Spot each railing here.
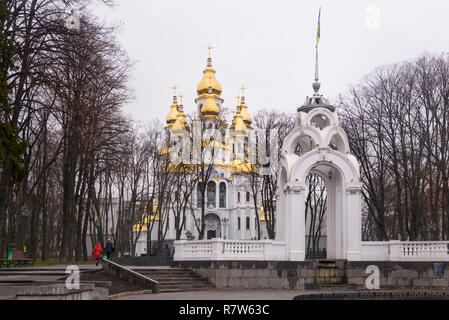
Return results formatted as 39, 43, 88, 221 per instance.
361, 241, 449, 261
400, 241, 449, 260
174, 238, 288, 261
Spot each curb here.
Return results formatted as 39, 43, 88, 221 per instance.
108, 289, 155, 299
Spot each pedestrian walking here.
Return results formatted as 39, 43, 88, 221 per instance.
91, 242, 103, 266
105, 239, 115, 260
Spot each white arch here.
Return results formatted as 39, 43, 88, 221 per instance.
282, 126, 324, 155
322, 126, 350, 154
298, 107, 339, 128
289, 148, 360, 185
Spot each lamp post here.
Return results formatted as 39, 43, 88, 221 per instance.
95, 220, 101, 244
21, 204, 30, 257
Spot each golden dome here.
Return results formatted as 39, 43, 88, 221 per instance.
230, 111, 236, 130
197, 57, 222, 96
172, 106, 188, 132
233, 112, 247, 132
165, 96, 179, 127
201, 91, 220, 119
239, 96, 252, 126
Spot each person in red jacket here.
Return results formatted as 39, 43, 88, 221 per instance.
91, 243, 103, 266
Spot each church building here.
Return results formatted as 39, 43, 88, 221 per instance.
133, 51, 269, 255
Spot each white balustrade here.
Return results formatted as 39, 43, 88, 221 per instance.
360, 241, 449, 261
175, 239, 449, 261
174, 238, 288, 261
400, 241, 449, 261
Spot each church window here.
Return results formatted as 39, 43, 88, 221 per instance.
237, 217, 241, 230
246, 191, 250, 202
246, 217, 250, 230
237, 192, 240, 203
219, 183, 226, 208
207, 181, 216, 208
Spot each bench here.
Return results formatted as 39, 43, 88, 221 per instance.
0, 259, 10, 268
12, 250, 35, 267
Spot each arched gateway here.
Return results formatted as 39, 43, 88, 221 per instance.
275, 80, 363, 261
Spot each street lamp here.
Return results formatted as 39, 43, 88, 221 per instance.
95, 220, 101, 244
21, 204, 30, 257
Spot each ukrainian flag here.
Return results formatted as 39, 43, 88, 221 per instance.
315, 7, 321, 48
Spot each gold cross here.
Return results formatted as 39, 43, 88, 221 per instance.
179, 93, 184, 104
172, 85, 177, 96
235, 95, 240, 105
240, 85, 246, 97
206, 43, 214, 57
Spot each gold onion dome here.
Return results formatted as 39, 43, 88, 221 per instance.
201, 87, 220, 119
165, 95, 179, 127
197, 56, 222, 96
230, 96, 241, 130
230, 111, 236, 130
239, 96, 252, 126
233, 112, 247, 132
172, 105, 189, 132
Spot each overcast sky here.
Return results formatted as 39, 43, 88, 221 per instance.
90, 0, 449, 125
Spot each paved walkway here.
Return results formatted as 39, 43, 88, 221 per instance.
114, 289, 313, 300
0, 264, 101, 282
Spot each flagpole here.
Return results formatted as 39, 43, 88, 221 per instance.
315, 46, 319, 82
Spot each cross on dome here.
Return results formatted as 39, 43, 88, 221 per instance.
206, 44, 214, 57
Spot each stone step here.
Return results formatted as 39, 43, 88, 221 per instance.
159, 286, 214, 293
137, 271, 201, 275
136, 272, 201, 277
159, 282, 212, 288
147, 277, 206, 282
305, 283, 356, 291
129, 267, 214, 292
128, 268, 190, 272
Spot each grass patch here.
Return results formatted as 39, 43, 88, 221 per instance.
33, 258, 95, 266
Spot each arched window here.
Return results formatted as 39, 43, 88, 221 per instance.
197, 182, 204, 207
246, 191, 250, 202
237, 217, 241, 230
246, 217, 250, 230
219, 183, 226, 208
237, 192, 241, 203
207, 181, 216, 208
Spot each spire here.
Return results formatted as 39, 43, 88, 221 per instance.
197, 44, 222, 96
230, 95, 240, 130
297, 8, 335, 114
165, 88, 179, 127
239, 85, 252, 127
313, 47, 321, 93
206, 43, 214, 67
313, 7, 321, 93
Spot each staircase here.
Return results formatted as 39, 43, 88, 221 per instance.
305, 260, 356, 291
129, 267, 214, 293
